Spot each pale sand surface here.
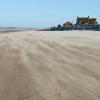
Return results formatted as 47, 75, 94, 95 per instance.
0, 29, 30, 33
0, 30, 100, 100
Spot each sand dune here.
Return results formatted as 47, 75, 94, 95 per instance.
0, 30, 100, 100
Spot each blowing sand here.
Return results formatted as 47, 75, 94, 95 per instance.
0, 30, 100, 100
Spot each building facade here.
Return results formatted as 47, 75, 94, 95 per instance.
76, 16, 97, 26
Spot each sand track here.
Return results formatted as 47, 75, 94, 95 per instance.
0, 30, 100, 100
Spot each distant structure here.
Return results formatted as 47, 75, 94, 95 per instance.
63, 21, 72, 27
76, 16, 97, 26
40, 16, 100, 31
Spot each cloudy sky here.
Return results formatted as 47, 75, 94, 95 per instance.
0, 0, 100, 28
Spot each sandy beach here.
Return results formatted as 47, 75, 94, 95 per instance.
0, 30, 100, 100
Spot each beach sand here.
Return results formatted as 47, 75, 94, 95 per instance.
0, 30, 100, 100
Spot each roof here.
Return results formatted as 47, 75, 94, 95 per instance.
77, 16, 96, 20
63, 21, 72, 26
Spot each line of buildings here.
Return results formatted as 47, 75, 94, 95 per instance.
42, 16, 100, 31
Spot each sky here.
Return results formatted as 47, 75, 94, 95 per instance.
0, 0, 100, 28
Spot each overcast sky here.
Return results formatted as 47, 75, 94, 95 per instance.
0, 0, 100, 28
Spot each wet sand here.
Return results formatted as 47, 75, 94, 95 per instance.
0, 30, 100, 100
